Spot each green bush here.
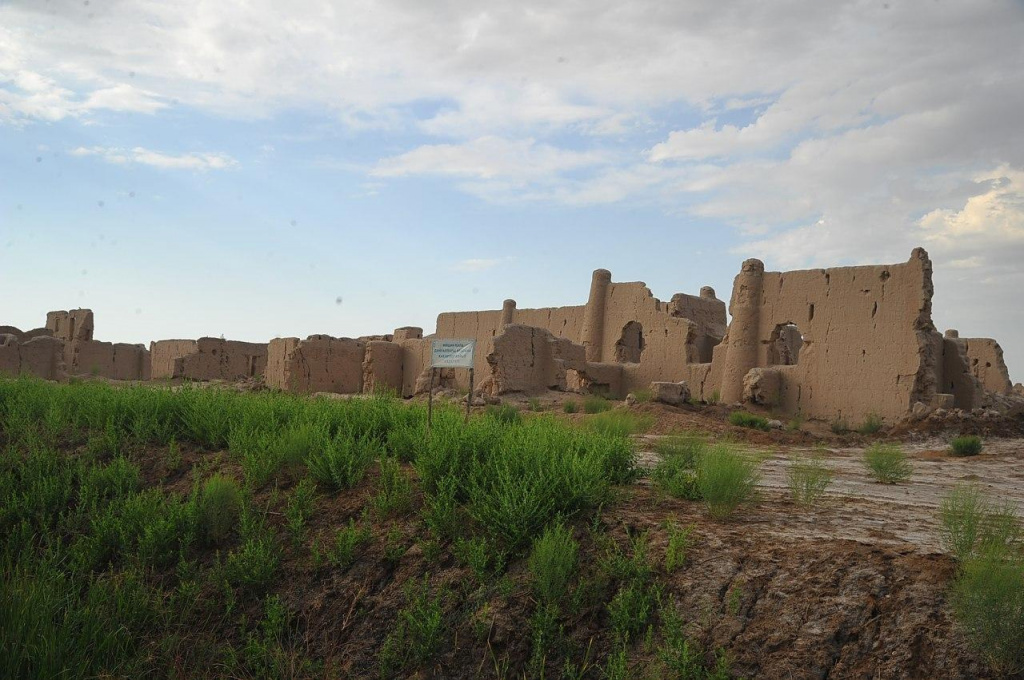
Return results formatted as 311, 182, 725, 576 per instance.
631, 389, 653, 404
585, 410, 653, 437
563, 400, 579, 414
225, 535, 280, 593
863, 443, 912, 484
858, 412, 884, 434
306, 434, 378, 491
329, 518, 371, 568
727, 411, 769, 431
787, 455, 833, 505
528, 523, 579, 605
582, 395, 612, 414
951, 435, 983, 457
651, 449, 701, 501
697, 445, 761, 519
830, 418, 850, 435
284, 478, 316, 544
372, 457, 414, 517
198, 474, 242, 546
485, 404, 522, 426
951, 545, 1024, 675
941, 484, 1021, 561
454, 536, 500, 581
663, 523, 692, 573
528, 398, 544, 412
378, 577, 446, 674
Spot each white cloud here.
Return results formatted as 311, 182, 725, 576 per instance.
69, 146, 237, 171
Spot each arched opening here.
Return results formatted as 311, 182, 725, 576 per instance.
614, 321, 645, 363
768, 323, 803, 366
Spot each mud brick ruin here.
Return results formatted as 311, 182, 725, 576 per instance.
2, 247, 1019, 423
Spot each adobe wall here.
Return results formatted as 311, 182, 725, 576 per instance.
150, 340, 200, 380
482, 324, 588, 395
0, 326, 53, 342
363, 341, 404, 394
266, 335, 365, 394
695, 249, 940, 421
937, 331, 985, 411
173, 338, 268, 381
68, 340, 150, 380
46, 309, 94, 343
0, 335, 66, 380
961, 337, 1013, 395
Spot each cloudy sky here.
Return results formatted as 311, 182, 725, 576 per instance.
2, 0, 1022, 380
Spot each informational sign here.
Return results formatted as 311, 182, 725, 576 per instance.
431, 339, 476, 368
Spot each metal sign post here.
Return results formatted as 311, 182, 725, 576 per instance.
428, 339, 476, 429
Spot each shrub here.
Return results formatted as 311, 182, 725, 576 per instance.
727, 411, 769, 431
529, 523, 579, 605
485, 404, 522, 426
329, 519, 371, 568
664, 523, 692, 573
830, 418, 850, 435
372, 457, 414, 517
582, 395, 612, 414
454, 536, 500, 581
941, 484, 1021, 561
609, 579, 659, 643
225, 534, 280, 593
951, 545, 1024, 675
563, 400, 579, 414
707, 390, 721, 406
858, 412, 884, 434
306, 434, 377, 491
650, 451, 701, 501
378, 577, 446, 674
198, 474, 242, 546
863, 443, 912, 484
631, 389, 653, 404
284, 478, 316, 544
787, 455, 833, 505
697, 445, 761, 519
528, 398, 544, 412
586, 410, 653, 437
654, 435, 706, 469
422, 475, 459, 540
951, 435, 983, 457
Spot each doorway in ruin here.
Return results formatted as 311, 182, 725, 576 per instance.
614, 321, 645, 363
768, 323, 803, 365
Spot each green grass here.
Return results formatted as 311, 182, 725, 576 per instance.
940, 484, 1021, 562
950, 435, 984, 457
585, 410, 654, 437
325, 518, 371, 568
198, 474, 242, 545
582, 394, 612, 414
697, 445, 761, 519
371, 456, 414, 517
830, 418, 850, 435
727, 411, 769, 431
485, 403, 522, 425
651, 436, 704, 501
284, 477, 316, 544
563, 400, 579, 414
858, 412, 884, 435
951, 544, 1024, 675
863, 443, 912, 484
378, 576, 446, 675
787, 454, 833, 505
631, 389, 653, 404
663, 523, 692, 573
529, 522, 579, 605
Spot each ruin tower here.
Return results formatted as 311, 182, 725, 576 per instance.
720, 259, 765, 403
500, 299, 517, 330
581, 269, 611, 362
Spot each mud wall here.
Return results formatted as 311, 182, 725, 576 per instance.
961, 338, 1013, 395
696, 249, 939, 421
363, 341, 404, 395
175, 338, 268, 381
68, 341, 150, 380
0, 335, 66, 380
267, 336, 365, 394
150, 340, 200, 380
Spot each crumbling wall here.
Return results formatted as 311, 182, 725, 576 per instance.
174, 338, 268, 381
482, 325, 587, 395
961, 337, 1013, 395
0, 335, 66, 380
46, 309, 94, 343
363, 341, 404, 394
68, 340, 150, 380
699, 249, 940, 421
0, 326, 53, 342
266, 335, 364, 394
150, 340, 200, 380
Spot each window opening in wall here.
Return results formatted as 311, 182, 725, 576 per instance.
614, 321, 644, 363
768, 323, 803, 366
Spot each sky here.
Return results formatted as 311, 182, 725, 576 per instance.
1, 0, 1023, 382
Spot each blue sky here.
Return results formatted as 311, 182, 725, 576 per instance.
2, 0, 1023, 380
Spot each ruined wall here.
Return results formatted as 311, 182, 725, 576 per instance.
0, 335, 66, 380
482, 325, 587, 395
68, 341, 150, 380
0, 326, 53, 342
150, 340, 200, 380
962, 337, 1013, 395
175, 338, 268, 381
267, 336, 364, 394
696, 249, 940, 421
46, 309, 94, 343
363, 341, 404, 394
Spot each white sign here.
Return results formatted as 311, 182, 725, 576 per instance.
431, 339, 476, 368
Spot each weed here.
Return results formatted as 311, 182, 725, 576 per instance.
529, 522, 579, 605
225, 534, 280, 594
951, 544, 1024, 675
727, 411, 769, 431
863, 443, 912, 484
485, 404, 522, 425
697, 445, 761, 519
329, 519, 371, 568
164, 437, 183, 475
285, 478, 316, 545
664, 523, 692, 573
941, 484, 1021, 561
198, 474, 242, 546
631, 389, 653, 404
423, 474, 459, 540
858, 412, 884, 435
528, 397, 544, 412
602, 644, 630, 680
586, 410, 654, 437
951, 435, 983, 457
657, 598, 730, 679
372, 457, 414, 517
528, 602, 563, 677
830, 418, 850, 435
583, 395, 612, 414
787, 454, 833, 505
378, 576, 446, 674
727, 583, 742, 616
306, 433, 377, 491
787, 413, 804, 432
563, 400, 579, 414
707, 390, 720, 406
384, 526, 407, 564
455, 536, 500, 581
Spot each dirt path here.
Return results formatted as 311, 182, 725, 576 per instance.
637, 435, 1024, 554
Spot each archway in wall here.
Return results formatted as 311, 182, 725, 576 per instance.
615, 321, 645, 363
768, 323, 803, 365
